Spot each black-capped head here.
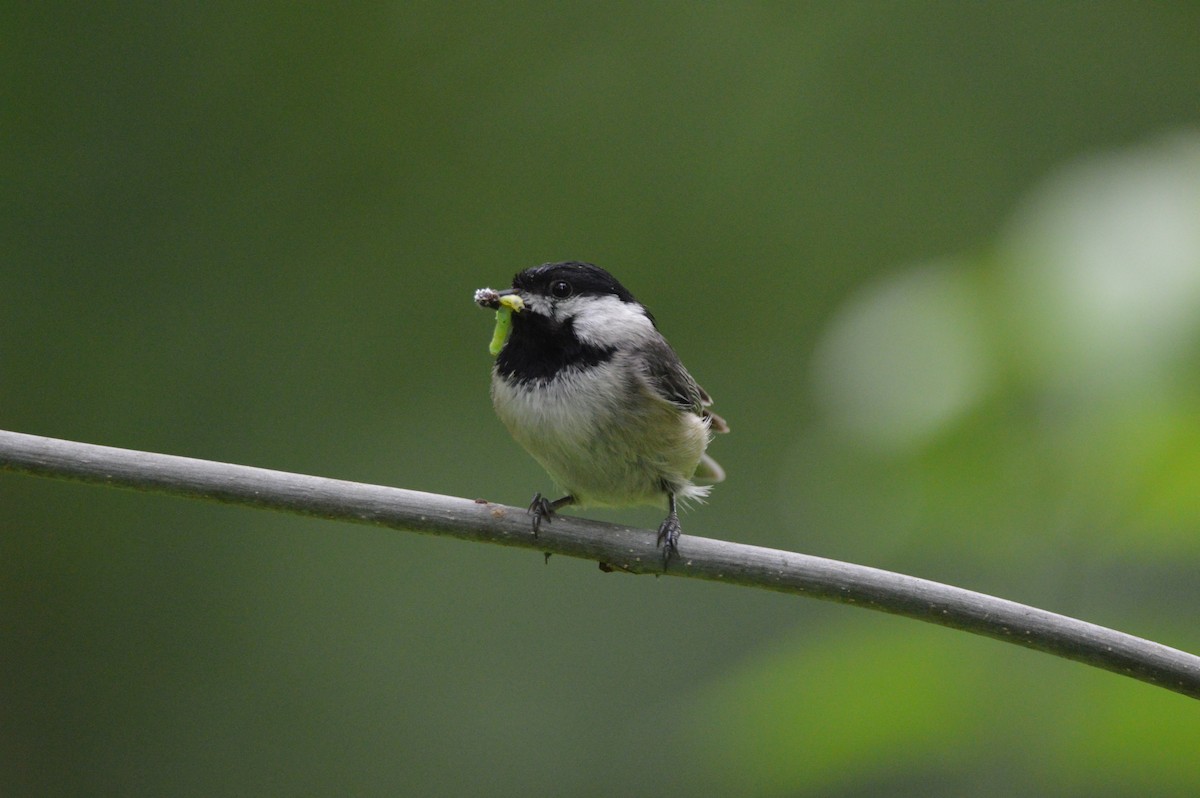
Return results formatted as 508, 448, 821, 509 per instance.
494, 261, 660, 380
511, 261, 639, 306
506, 261, 656, 335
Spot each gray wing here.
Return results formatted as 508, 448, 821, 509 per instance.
638, 338, 730, 433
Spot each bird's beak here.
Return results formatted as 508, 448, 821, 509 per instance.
497, 290, 525, 313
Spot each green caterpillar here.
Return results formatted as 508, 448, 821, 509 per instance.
475, 290, 525, 356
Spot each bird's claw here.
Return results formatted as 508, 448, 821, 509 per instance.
656, 511, 681, 569
528, 493, 555, 537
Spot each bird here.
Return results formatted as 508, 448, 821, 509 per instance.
475, 261, 728, 567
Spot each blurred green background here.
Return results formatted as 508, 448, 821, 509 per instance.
4, 3, 1200, 796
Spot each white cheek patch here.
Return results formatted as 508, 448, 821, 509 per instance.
521, 293, 554, 317
569, 295, 656, 348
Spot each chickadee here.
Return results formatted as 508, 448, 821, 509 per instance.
475, 261, 728, 566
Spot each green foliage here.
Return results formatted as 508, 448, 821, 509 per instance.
690, 623, 986, 795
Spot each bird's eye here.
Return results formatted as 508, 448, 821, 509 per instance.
550, 280, 572, 299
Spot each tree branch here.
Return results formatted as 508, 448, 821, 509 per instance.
2, 428, 1197, 699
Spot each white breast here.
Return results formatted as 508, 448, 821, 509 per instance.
491, 356, 711, 508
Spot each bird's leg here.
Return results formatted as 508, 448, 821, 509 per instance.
656, 491, 682, 569
529, 493, 574, 536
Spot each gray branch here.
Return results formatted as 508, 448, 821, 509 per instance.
2, 428, 1197, 700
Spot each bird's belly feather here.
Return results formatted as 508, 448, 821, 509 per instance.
491, 364, 709, 507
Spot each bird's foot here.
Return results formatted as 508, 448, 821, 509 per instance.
529, 493, 554, 537
528, 493, 573, 537
656, 510, 681, 569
